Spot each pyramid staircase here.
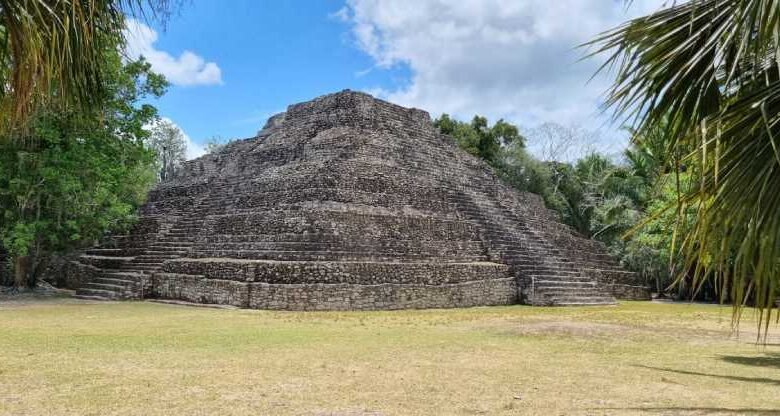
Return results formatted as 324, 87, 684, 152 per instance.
74, 198, 211, 301
451, 189, 615, 306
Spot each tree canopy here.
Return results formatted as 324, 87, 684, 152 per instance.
434, 114, 524, 165
0, 45, 166, 287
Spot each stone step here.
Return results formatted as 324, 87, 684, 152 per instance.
143, 250, 189, 256
85, 248, 124, 256
584, 268, 635, 276
80, 254, 134, 261
534, 281, 598, 288
147, 244, 192, 250
190, 250, 487, 262
129, 264, 165, 269
79, 255, 135, 269
93, 277, 138, 287
127, 258, 164, 264
126, 263, 162, 269
527, 296, 614, 306
522, 268, 581, 276
119, 271, 151, 276
159, 237, 197, 243
116, 265, 151, 271
101, 269, 141, 276
73, 294, 114, 301
548, 297, 616, 306
537, 290, 608, 299
202, 234, 485, 244
84, 282, 127, 292
74, 288, 123, 299
554, 301, 616, 306
512, 259, 579, 269
529, 274, 593, 281
121, 264, 158, 270
512, 261, 580, 271
536, 289, 611, 299
202, 240, 486, 249
134, 254, 180, 260
505, 252, 570, 261
502, 257, 580, 270
168, 228, 202, 234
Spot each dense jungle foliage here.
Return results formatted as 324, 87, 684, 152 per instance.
0, 46, 167, 287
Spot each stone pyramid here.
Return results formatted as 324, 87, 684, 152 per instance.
68, 91, 649, 309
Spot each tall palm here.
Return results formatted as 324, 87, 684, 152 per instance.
0, 0, 172, 136
589, 0, 780, 334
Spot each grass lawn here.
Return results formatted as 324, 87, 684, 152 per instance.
0, 299, 779, 415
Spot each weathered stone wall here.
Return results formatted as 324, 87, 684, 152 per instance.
74, 90, 649, 308
587, 268, 652, 300
246, 278, 517, 310
62, 261, 101, 290
150, 258, 516, 310
160, 258, 509, 284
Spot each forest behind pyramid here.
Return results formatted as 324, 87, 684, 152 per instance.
67, 90, 649, 309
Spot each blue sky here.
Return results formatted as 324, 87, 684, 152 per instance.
125, 1, 664, 160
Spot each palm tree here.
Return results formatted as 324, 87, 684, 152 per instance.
589, 0, 780, 334
0, 0, 173, 136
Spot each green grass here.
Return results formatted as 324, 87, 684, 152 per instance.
1, 299, 779, 415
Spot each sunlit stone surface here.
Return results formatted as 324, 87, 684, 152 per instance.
70, 91, 649, 309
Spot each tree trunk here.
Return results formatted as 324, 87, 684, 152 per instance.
13, 256, 31, 288
30, 255, 48, 287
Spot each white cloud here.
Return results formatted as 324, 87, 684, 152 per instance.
124, 18, 223, 86
338, 0, 667, 160
184, 135, 207, 160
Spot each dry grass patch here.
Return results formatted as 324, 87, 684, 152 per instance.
0, 299, 778, 415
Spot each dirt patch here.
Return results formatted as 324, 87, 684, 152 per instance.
481, 318, 736, 344
505, 320, 634, 338
483, 317, 780, 346
0, 284, 84, 308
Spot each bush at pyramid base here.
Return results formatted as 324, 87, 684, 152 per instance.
67, 91, 650, 309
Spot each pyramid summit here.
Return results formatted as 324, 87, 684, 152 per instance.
68, 90, 649, 309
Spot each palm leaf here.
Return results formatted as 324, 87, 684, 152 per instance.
588, 0, 780, 337
0, 0, 175, 137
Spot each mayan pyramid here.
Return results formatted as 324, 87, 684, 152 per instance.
67, 90, 649, 309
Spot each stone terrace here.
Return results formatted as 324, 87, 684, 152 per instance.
67, 90, 650, 309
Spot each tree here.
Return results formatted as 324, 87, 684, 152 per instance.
434, 114, 524, 165
0, 0, 174, 136
527, 122, 598, 162
0, 47, 166, 288
205, 136, 236, 154
147, 119, 186, 181
589, 0, 780, 330
622, 171, 698, 299
498, 142, 556, 200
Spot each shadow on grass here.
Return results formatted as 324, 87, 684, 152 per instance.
594, 407, 780, 415
634, 364, 780, 386
720, 353, 780, 369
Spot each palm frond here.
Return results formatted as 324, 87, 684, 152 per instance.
588, 0, 780, 337
0, 0, 176, 136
